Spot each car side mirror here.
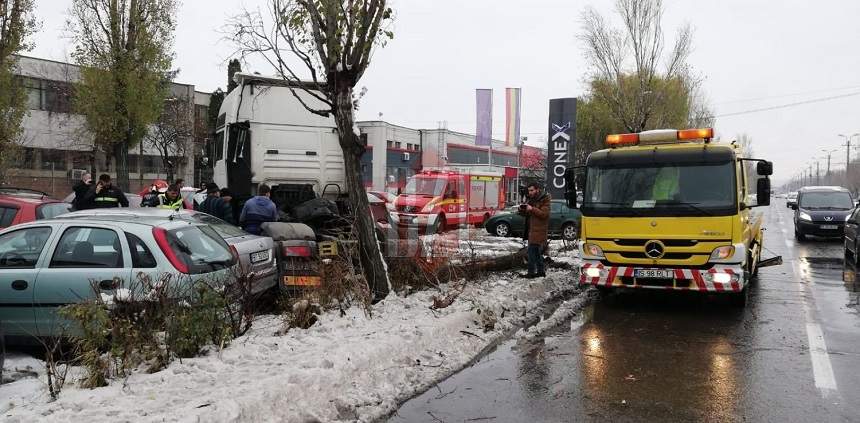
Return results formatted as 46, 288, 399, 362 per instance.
564, 168, 578, 209
757, 161, 773, 176
790, 203, 798, 210
756, 178, 771, 206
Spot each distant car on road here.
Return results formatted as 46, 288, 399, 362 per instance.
786, 191, 798, 208
58, 208, 278, 293
0, 215, 239, 339
791, 186, 854, 241
485, 199, 581, 240
0, 188, 70, 230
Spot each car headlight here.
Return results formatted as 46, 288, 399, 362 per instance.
582, 243, 605, 258
799, 212, 812, 221
709, 245, 735, 260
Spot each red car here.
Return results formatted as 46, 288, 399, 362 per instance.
0, 188, 72, 229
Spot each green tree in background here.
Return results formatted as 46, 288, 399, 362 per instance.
226, 59, 241, 93
68, 0, 178, 190
0, 0, 38, 183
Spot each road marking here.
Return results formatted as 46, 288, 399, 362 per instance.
790, 256, 840, 397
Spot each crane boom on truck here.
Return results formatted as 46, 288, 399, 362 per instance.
564, 128, 777, 307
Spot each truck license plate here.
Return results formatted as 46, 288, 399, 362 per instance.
250, 250, 270, 263
820, 225, 838, 230
634, 269, 674, 279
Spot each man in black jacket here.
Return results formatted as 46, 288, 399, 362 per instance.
196, 183, 234, 224
84, 174, 129, 208
71, 172, 92, 210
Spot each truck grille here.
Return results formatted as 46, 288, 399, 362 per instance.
610, 239, 700, 247
619, 252, 695, 260
398, 205, 420, 213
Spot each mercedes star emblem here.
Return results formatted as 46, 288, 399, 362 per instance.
644, 240, 665, 259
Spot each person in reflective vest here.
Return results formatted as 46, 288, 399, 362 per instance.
157, 185, 186, 210
83, 174, 129, 208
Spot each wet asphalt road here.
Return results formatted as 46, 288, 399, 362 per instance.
391, 204, 860, 422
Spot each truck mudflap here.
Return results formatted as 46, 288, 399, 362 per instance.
580, 261, 746, 293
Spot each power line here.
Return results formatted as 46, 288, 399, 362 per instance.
715, 91, 860, 118
713, 84, 860, 105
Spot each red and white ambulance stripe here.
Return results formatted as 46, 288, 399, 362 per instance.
579, 261, 744, 293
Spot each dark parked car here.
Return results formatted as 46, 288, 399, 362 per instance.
485, 199, 581, 240
792, 186, 854, 241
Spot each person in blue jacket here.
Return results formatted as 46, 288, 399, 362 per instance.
239, 184, 279, 235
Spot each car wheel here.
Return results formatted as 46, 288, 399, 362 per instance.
494, 222, 511, 237
561, 223, 578, 240
795, 230, 806, 242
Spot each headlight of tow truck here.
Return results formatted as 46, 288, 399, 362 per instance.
582, 243, 605, 259
709, 246, 735, 261
799, 212, 812, 221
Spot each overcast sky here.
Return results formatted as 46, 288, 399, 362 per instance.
31, 0, 860, 184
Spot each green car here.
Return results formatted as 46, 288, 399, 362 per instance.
485, 200, 581, 240
0, 215, 238, 340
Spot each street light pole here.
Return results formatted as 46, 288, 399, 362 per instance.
838, 133, 860, 189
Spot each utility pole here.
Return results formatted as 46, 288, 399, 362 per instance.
816, 161, 820, 185
839, 133, 859, 189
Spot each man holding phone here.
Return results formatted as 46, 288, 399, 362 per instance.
519, 182, 551, 278
71, 172, 93, 210
84, 174, 129, 209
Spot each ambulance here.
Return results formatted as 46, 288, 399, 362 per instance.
565, 128, 773, 306
391, 169, 506, 233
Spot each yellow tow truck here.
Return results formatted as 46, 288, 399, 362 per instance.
565, 128, 774, 306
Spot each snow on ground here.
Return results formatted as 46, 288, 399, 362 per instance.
2, 261, 584, 422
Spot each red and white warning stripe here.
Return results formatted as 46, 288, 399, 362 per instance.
579, 261, 745, 293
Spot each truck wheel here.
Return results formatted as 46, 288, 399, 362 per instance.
494, 222, 511, 237
431, 216, 446, 234
562, 223, 578, 240
730, 287, 749, 308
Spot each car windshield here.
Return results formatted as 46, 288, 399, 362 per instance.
168, 225, 235, 274
799, 191, 853, 210
402, 177, 445, 196
186, 213, 247, 238
583, 161, 736, 217
36, 203, 72, 220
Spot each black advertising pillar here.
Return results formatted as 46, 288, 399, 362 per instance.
546, 98, 577, 200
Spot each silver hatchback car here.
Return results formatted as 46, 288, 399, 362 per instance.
0, 216, 238, 338
58, 208, 278, 293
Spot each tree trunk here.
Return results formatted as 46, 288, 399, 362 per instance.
114, 138, 130, 192
333, 86, 389, 300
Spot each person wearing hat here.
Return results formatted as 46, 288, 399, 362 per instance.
141, 180, 169, 207
196, 182, 235, 224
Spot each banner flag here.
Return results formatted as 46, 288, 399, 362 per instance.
476, 89, 493, 146
505, 88, 522, 147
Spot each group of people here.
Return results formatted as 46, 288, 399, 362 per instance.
71, 173, 130, 210
70, 172, 279, 236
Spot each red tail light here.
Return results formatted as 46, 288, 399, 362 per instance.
283, 245, 312, 257
152, 227, 189, 274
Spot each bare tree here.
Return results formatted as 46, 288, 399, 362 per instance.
226, 0, 393, 299
0, 0, 38, 182
144, 95, 192, 182
580, 0, 708, 133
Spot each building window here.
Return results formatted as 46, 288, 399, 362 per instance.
40, 149, 66, 171
24, 77, 43, 110
395, 142, 401, 149
142, 156, 160, 174
387, 140, 393, 148
44, 81, 73, 113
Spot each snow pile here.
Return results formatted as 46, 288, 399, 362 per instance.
2, 268, 583, 422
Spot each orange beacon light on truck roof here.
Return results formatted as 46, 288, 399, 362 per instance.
606, 128, 714, 147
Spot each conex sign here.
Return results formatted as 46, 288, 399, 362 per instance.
546, 98, 577, 199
